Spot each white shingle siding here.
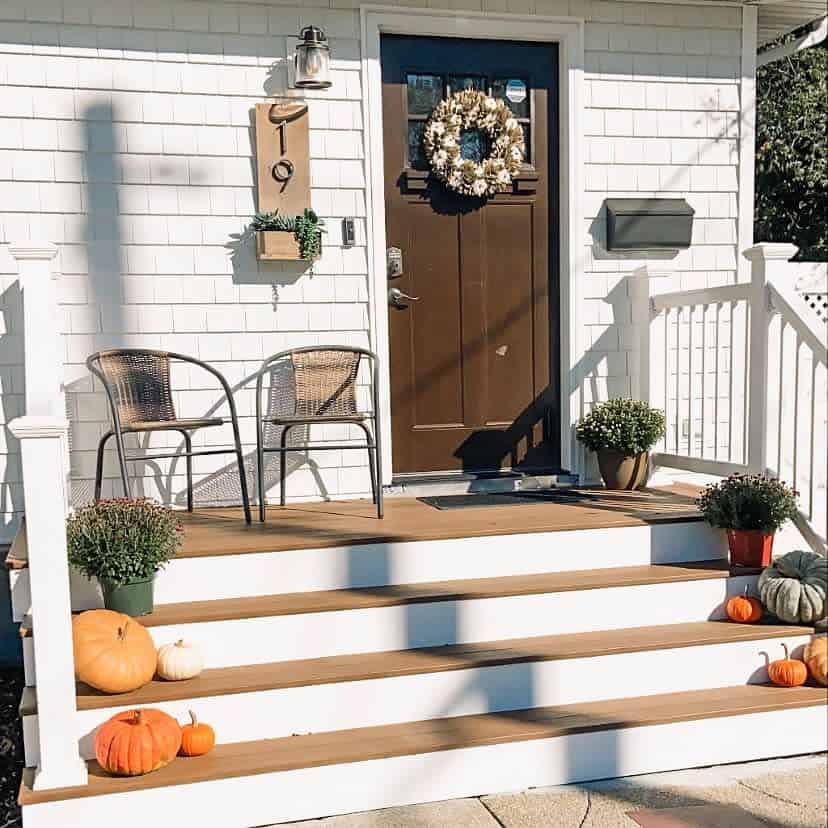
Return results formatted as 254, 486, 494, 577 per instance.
0, 0, 744, 532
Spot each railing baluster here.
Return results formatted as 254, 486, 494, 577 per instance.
728, 300, 735, 463
742, 302, 750, 466
777, 319, 786, 478
700, 303, 707, 458
675, 308, 681, 455
713, 302, 720, 461
792, 334, 801, 494
808, 357, 816, 521
688, 305, 695, 456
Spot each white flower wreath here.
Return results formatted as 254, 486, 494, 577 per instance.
423, 89, 525, 198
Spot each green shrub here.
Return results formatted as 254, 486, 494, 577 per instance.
697, 474, 798, 533
67, 499, 182, 585
575, 398, 666, 455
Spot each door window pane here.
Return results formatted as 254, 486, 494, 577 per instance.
407, 121, 427, 167
492, 77, 529, 118
407, 74, 443, 115
449, 75, 485, 94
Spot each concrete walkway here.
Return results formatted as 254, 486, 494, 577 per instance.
286, 754, 827, 827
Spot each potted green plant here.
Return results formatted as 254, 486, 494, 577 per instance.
252, 208, 325, 262
696, 474, 798, 568
67, 499, 183, 616
575, 398, 666, 490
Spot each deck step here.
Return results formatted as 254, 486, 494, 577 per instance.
8, 489, 723, 620
19, 685, 828, 828
22, 562, 761, 676
19, 621, 815, 765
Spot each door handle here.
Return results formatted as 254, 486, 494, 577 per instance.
388, 287, 420, 308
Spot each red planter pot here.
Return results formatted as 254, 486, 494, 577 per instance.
726, 529, 774, 568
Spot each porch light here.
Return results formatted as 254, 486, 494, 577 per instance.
293, 26, 332, 90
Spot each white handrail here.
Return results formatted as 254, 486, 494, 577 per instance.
645, 243, 827, 556
651, 284, 750, 313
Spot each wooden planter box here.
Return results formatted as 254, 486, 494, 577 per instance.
256, 230, 321, 262
257, 230, 302, 261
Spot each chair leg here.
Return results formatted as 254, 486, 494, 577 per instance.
373, 421, 384, 520
112, 428, 132, 498
279, 425, 294, 507
356, 423, 377, 506
178, 430, 193, 512
256, 425, 266, 523
94, 432, 113, 502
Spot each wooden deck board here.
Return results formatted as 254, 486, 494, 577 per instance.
20, 684, 827, 805
135, 559, 737, 628
173, 486, 703, 559
47, 621, 812, 713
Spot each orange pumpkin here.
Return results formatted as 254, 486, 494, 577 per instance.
766, 643, 808, 687
804, 636, 828, 686
179, 710, 215, 757
726, 588, 763, 623
95, 708, 182, 776
73, 609, 157, 694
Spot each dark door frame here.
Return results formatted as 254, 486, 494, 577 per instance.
361, 11, 585, 483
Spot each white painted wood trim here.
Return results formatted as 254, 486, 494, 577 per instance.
652, 452, 750, 477
737, 5, 758, 285
359, 5, 585, 480
650, 284, 751, 312
20, 706, 828, 828
8, 419, 87, 790
757, 16, 827, 66
23, 633, 813, 765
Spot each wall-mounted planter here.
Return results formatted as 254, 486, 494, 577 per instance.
256, 230, 319, 262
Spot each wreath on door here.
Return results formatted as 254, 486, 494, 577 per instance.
423, 89, 525, 198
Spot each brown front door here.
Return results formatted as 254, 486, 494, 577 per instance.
381, 35, 560, 475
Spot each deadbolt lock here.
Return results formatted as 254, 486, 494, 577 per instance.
387, 247, 403, 279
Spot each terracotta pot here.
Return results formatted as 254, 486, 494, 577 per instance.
726, 529, 774, 568
596, 450, 650, 490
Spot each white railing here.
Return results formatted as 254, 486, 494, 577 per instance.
646, 243, 827, 556
8, 244, 88, 790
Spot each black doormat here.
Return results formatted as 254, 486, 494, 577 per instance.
418, 489, 595, 510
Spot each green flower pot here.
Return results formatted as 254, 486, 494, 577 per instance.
100, 576, 155, 617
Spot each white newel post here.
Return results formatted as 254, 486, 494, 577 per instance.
742, 243, 799, 476
8, 244, 87, 789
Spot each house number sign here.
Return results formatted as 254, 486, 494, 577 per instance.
254, 101, 311, 217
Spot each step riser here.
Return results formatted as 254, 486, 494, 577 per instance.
21, 706, 828, 828
8, 522, 724, 621
24, 575, 757, 681
21, 634, 811, 766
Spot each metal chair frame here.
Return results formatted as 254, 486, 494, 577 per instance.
255, 346, 384, 521
87, 349, 252, 524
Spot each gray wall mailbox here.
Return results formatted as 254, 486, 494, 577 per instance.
605, 198, 695, 251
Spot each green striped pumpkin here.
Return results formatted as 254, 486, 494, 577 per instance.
758, 550, 828, 624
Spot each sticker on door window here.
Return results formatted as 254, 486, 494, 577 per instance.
505, 79, 527, 104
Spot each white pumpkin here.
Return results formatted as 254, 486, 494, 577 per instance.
156, 639, 204, 681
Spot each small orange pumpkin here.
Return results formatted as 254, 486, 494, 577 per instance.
179, 710, 215, 757
95, 708, 182, 776
726, 587, 763, 623
765, 643, 808, 687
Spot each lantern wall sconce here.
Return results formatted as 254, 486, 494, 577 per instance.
293, 26, 332, 90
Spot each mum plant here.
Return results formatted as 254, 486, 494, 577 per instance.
575, 398, 666, 456
697, 474, 799, 568
696, 474, 798, 534
67, 499, 182, 615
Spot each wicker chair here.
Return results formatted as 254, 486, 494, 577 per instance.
255, 346, 383, 520
87, 349, 251, 523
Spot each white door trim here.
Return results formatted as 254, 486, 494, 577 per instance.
359, 5, 585, 481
